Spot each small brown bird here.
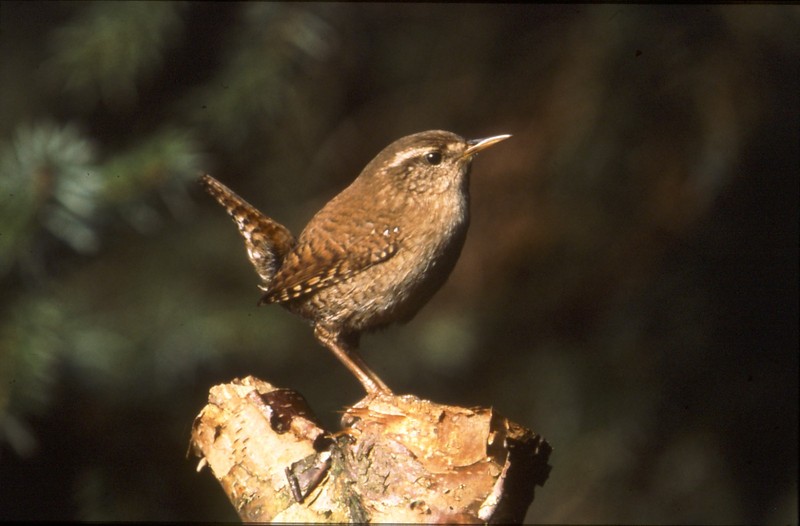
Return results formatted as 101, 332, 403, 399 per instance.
201, 130, 509, 394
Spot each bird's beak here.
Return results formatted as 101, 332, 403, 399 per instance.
464, 134, 511, 158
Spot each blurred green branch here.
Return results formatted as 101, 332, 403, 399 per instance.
45, 2, 186, 109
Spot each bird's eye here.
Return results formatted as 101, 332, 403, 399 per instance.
424, 151, 442, 165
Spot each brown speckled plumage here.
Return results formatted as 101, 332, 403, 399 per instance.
201, 130, 509, 393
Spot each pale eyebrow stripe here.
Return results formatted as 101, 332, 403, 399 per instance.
386, 146, 430, 169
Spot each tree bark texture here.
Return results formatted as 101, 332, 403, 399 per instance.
189, 376, 551, 523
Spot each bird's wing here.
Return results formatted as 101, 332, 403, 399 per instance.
260, 223, 401, 304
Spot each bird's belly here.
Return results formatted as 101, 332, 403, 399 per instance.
290, 223, 467, 333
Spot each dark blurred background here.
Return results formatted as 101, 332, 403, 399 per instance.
1, 2, 797, 523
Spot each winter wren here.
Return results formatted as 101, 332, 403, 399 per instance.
200, 130, 510, 394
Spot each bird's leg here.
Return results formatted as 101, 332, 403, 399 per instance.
313, 325, 393, 395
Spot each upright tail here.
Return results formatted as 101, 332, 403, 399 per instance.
199, 174, 296, 287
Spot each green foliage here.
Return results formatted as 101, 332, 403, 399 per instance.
1, 296, 65, 426
46, 2, 185, 109
1, 4, 208, 463
0, 123, 99, 264
100, 128, 204, 230
182, 3, 340, 151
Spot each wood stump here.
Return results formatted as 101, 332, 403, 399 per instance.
189, 376, 551, 523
